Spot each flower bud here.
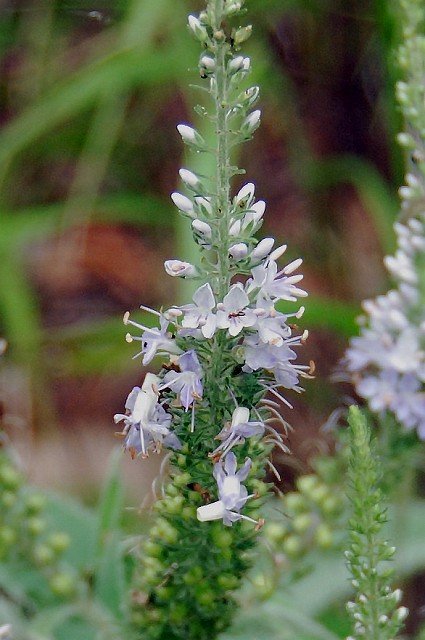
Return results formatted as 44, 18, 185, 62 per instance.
251, 237, 274, 262
240, 110, 261, 138
179, 168, 201, 191
233, 25, 252, 45
230, 56, 250, 75
238, 85, 260, 109
242, 201, 266, 232
171, 192, 195, 218
177, 124, 205, 149
224, 0, 243, 16
164, 260, 198, 278
229, 219, 241, 236
229, 242, 248, 260
199, 54, 215, 75
188, 15, 208, 43
235, 182, 255, 208
192, 219, 212, 238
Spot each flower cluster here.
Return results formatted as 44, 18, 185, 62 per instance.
115, 1, 309, 532
345, 213, 425, 438
118, 182, 308, 522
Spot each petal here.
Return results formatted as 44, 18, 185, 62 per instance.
224, 283, 249, 311
193, 282, 215, 310
197, 500, 226, 522
224, 452, 237, 476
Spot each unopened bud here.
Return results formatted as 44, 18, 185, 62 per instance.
171, 192, 195, 218
179, 168, 201, 190
251, 237, 274, 261
229, 242, 248, 260
188, 15, 208, 43
177, 124, 205, 149
233, 25, 252, 45
164, 260, 198, 278
192, 219, 212, 238
241, 110, 261, 137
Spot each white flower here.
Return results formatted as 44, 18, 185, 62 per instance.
216, 283, 257, 336
160, 350, 203, 412
178, 283, 217, 338
164, 259, 198, 278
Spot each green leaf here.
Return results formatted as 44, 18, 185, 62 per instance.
93, 450, 127, 620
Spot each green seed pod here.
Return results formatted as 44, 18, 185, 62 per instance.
217, 573, 239, 590
144, 540, 163, 558
321, 494, 343, 517
183, 566, 203, 586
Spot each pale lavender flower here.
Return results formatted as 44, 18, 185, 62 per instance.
124, 309, 182, 365
160, 350, 203, 412
252, 298, 292, 346
247, 258, 306, 302
243, 333, 309, 394
216, 283, 257, 336
114, 374, 180, 458
212, 406, 265, 457
197, 452, 258, 526
178, 283, 217, 338
346, 214, 425, 438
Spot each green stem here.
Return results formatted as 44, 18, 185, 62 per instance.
212, 2, 232, 301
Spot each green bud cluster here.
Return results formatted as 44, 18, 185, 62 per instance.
345, 407, 408, 640
259, 454, 345, 596
0, 450, 77, 604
